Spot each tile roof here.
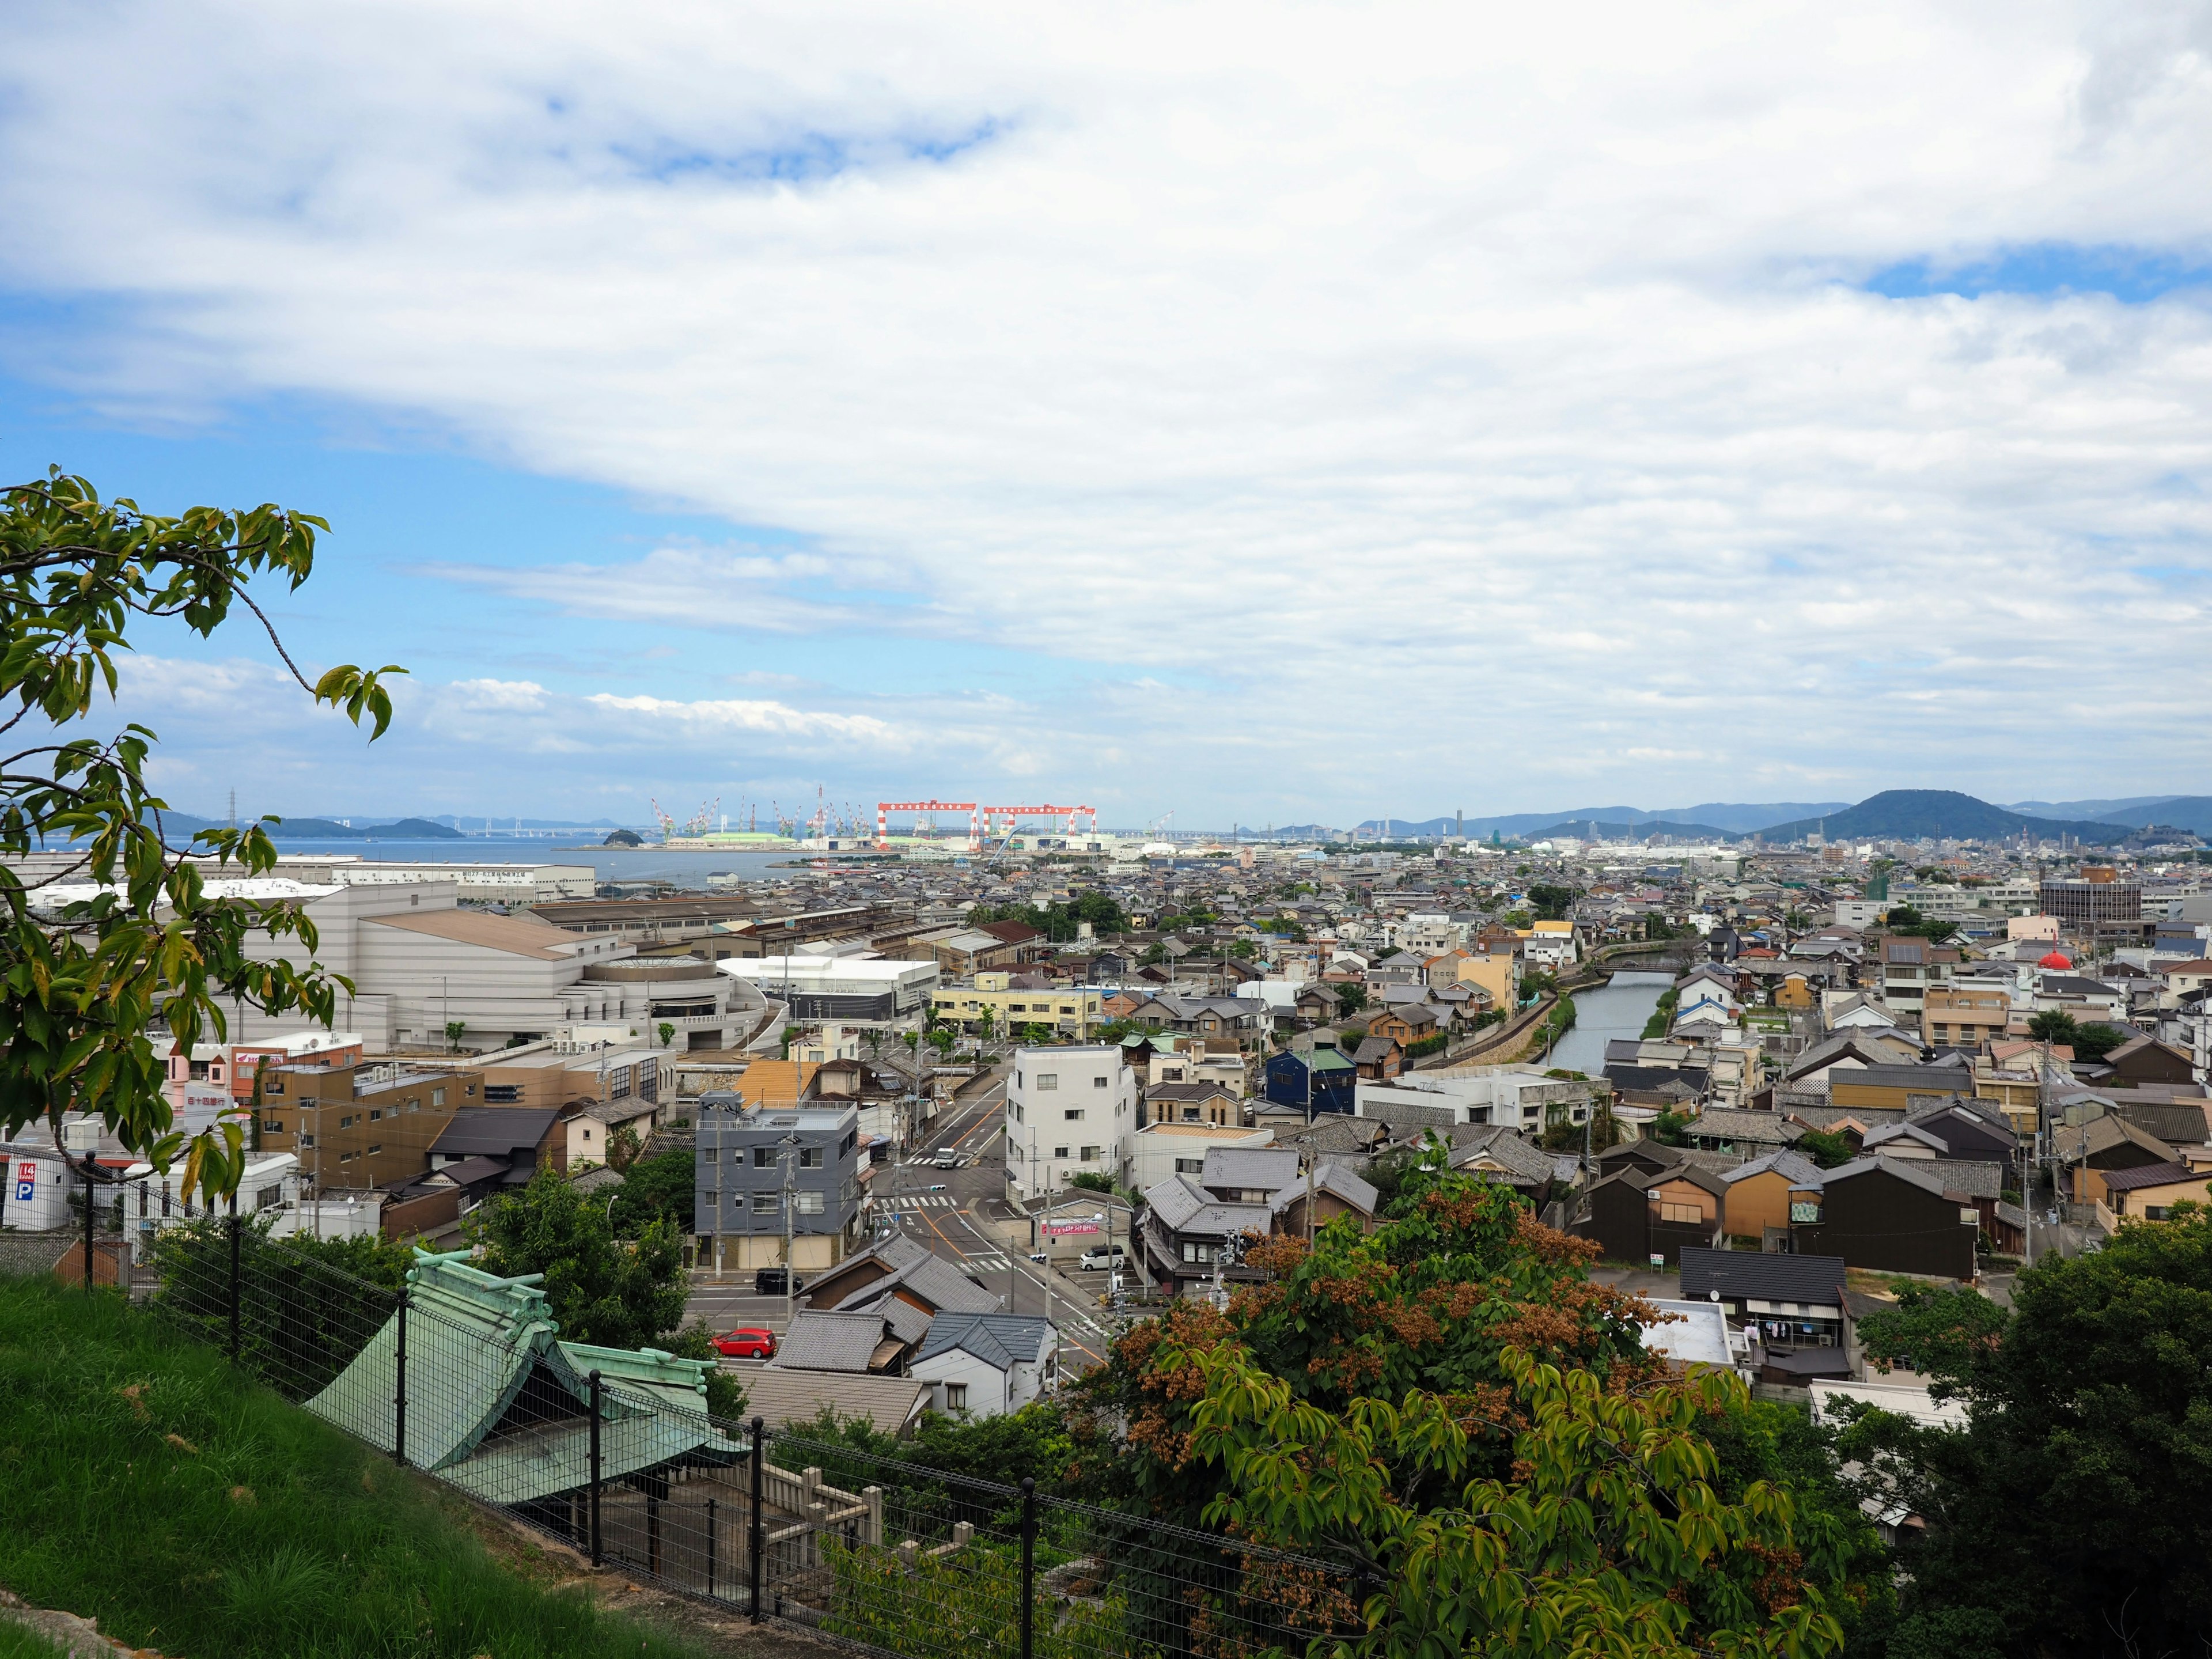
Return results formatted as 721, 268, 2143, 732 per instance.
774, 1310, 895, 1373
913, 1313, 1054, 1371
1202, 1146, 1301, 1194
1677, 1245, 1846, 1305
431, 1107, 563, 1156
2100, 1160, 2202, 1192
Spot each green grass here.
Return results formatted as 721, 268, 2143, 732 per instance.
0, 1275, 700, 1659
0, 1622, 74, 1659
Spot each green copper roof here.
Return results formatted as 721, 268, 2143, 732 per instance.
305, 1248, 738, 1504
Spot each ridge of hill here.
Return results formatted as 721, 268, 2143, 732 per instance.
1755, 790, 2129, 846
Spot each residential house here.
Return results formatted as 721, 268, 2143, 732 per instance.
1368, 1003, 1444, 1051
2058, 1114, 2184, 1203
2093, 1161, 2212, 1224
1921, 985, 2012, 1050
1351, 1036, 1404, 1080
1677, 1247, 1848, 1353
1684, 1108, 1801, 1160
694, 1097, 865, 1275
910, 1314, 1057, 1416
1145, 1081, 1245, 1128
1262, 1045, 1357, 1116
1797, 1158, 1979, 1280
1717, 1149, 1827, 1244
2099, 1035, 2197, 1088
1003, 1044, 1140, 1202
1572, 1161, 1727, 1267
1874, 937, 1959, 1014
1828, 1060, 1976, 1114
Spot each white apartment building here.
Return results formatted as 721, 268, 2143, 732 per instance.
1003, 1044, 1139, 1203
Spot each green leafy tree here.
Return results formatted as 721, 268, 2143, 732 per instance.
609, 1145, 695, 1234
1526, 882, 1580, 921
2025, 1009, 2078, 1048
603, 1123, 643, 1173
1334, 979, 1370, 1015
1846, 1207, 2212, 1653
467, 1166, 686, 1350
1068, 1157, 1873, 1656
1794, 1127, 1855, 1169
0, 471, 403, 1202
1883, 906, 1957, 943
2072, 1021, 2128, 1060
1651, 1107, 1693, 1147
442, 1019, 466, 1052
656, 1019, 676, 1048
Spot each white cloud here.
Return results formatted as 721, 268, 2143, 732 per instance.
3, 1, 2212, 813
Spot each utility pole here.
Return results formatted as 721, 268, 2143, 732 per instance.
779, 1131, 800, 1332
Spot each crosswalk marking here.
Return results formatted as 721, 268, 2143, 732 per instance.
891, 1195, 957, 1210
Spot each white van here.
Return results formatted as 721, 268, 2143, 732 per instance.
1077, 1243, 1127, 1272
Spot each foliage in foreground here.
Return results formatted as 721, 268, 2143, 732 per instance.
1847, 1204, 2212, 1657
0, 1274, 699, 1659
1070, 1160, 1884, 1657
0, 471, 403, 1201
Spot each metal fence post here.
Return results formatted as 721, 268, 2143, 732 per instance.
226, 1196, 241, 1361
706, 1496, 718, 1599
749, 1416, 766, 1623
392, 1290, 408, 1467
1020, 1476, 1037, 1659
588, 1370, 604, 1567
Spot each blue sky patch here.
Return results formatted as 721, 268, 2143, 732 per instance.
1868, 243, 2212, 303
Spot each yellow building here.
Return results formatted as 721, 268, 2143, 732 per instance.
932, 973, 1107, 1038
1453, 950, 1518, 1011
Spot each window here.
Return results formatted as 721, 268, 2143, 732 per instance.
1180, 1107, 1200, 1122
701, 1191, 720, 1207
612, 1067, 631, 1099
1658, 1202, 1703, 1225
1180, 1239, 1217, 1264
298, 1134, 315, 1148
1063, 1108, 1084, 1122
1092, 1075, 1108, 1089
431, 1088, 446, 1107
369, 1108, 382, 1122
753, 1194, 781, 1213
1010, 1103, 1025, 1124
484, 1085, 521, 1104
265, 1076, 284, 1096
1036, 1074, 1058, 1090
338, 1114, 356, 1130
1081, 1145, 1101, 1161
1053, 1146, 1070, 1159
944, 1382, 968, 1411
1174, 1158, 1204, 1175
582, 1127, 594, 1142
366, 1143, 382, 1156
339, 1150, 358, 1164
800, 1146, 823, 1169
794, 1191, 825, 1215
255, 1185, 282, 1211
260, 1118, 283, 1134
754, 1147, 777, 1167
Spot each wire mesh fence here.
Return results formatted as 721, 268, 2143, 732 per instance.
113, 1222, 1359, 1659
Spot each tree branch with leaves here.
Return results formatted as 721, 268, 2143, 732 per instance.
0, 470, 404, 1202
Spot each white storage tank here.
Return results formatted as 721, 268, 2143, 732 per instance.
3, 1149, 76, 1232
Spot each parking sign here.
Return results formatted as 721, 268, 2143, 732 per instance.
13, 1161, 35, 1204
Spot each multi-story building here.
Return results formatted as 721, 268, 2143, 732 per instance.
694, 1098, 865, 1274
2041, 871, 2142, 928
1921, 985, 2013, 1049
932, 974, 1108, 1038
1875, 936, 1959, 1014
1003, 1044, 1140, 1203
164, 1030, 364, 1128
254, 1061, 484, 1195
476, 1045, 661, 1109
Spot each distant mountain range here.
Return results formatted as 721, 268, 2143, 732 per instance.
158, 813, 465, 842
1330, 789, 2212, 845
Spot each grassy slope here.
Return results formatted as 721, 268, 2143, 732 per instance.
0, 1276, 700, 1659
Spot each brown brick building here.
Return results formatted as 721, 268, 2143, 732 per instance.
255, 1061, 485, 1194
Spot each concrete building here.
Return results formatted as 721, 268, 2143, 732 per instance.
931, 974, 1108, 1038
2041, 873, 2142, 928
1003, 1044, 1141, 1202
254, 1061, 484, 1195
209, 882, 743, 1051
695, 1097, 865, 1274
719, 955, 940, 1021
261, 854, 596, 904
164, 1030, 363, 1128
477, 1045, 662, 1109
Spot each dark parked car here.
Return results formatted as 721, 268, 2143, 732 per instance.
753, 1267, 806, 1295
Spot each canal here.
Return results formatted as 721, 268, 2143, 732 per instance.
1545, 970, 1673, 1075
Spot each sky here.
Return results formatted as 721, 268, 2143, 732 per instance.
3, 1, 2211, 831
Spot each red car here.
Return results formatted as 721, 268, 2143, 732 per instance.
711, 1327, 777, 1360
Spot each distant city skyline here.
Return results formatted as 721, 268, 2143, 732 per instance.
5, 6, 2211, 824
